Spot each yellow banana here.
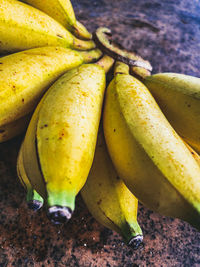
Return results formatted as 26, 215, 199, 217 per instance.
20, 0, 92, 40
81, 128, 143, 248
17, 141, 44, 210
22, 55, 114, 224
0, 0, 95, 54
143, 73, 200, 154
0, 46, 101, 141
103, 61, 200, 230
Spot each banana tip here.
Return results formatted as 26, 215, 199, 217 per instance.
47, 206, 73, 225
27, 200, 43, 211
128, 235, 143, 249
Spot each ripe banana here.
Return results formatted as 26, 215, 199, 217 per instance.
143, 73, 200, 153
103, 61, 200, 230
0, 46, 101, 142
17, 141, 44, 210
22, 55, 114, 224
0, 0, 95, 54
81, 128, 143, 248
20, 0, 92, 40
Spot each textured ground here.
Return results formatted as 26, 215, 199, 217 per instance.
1, 0, 200, 266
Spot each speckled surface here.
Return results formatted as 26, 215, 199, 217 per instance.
1, 0, 200, 266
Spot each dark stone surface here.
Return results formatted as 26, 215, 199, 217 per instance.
73, 0, 200, 77
1, 0, 200, 266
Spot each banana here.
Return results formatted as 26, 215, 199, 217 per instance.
17, 141, 44, 210
0, 113, 31, 143
22, 55, 114, 224
81, 127, 143, 248
143, 73, 200, 154
103, 61, 200, 230
20, 0, 92, 40
0, 0, 95, 54
0, 46, 101, 141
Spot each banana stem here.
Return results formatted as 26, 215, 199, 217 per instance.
114, 61, 129, 75
72, 21, 92, 40
73, 37, 96, 50
93, 27, 153, 79
79, 49, 102, 63
94, 27, 152, 71
95, 55, 114, 73
131, 66, 151, 79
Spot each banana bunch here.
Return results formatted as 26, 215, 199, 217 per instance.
0, 0, 95, 54
0, 0, 200, 247
0, 0, 103, 142
0, 0, 143, 247
15, 52, 143, 246
0, 47, 102, 142
104, 61, 200, 231
92, 27, 200, 232
19, 0, 92, 40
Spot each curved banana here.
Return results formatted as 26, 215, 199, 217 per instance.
81, 128, 143, 248
22, 55, 114, 224
143, 73, 200, 153
0, 46, 101, 141
103, 61, 200, 230
20, 0, 92, 40
17, 141, 44, 210
0, 0, 95, 54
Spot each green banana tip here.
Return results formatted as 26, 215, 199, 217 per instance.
47, 206, 73, 225
27, 200, 43, 211
127, 235, 143, 250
